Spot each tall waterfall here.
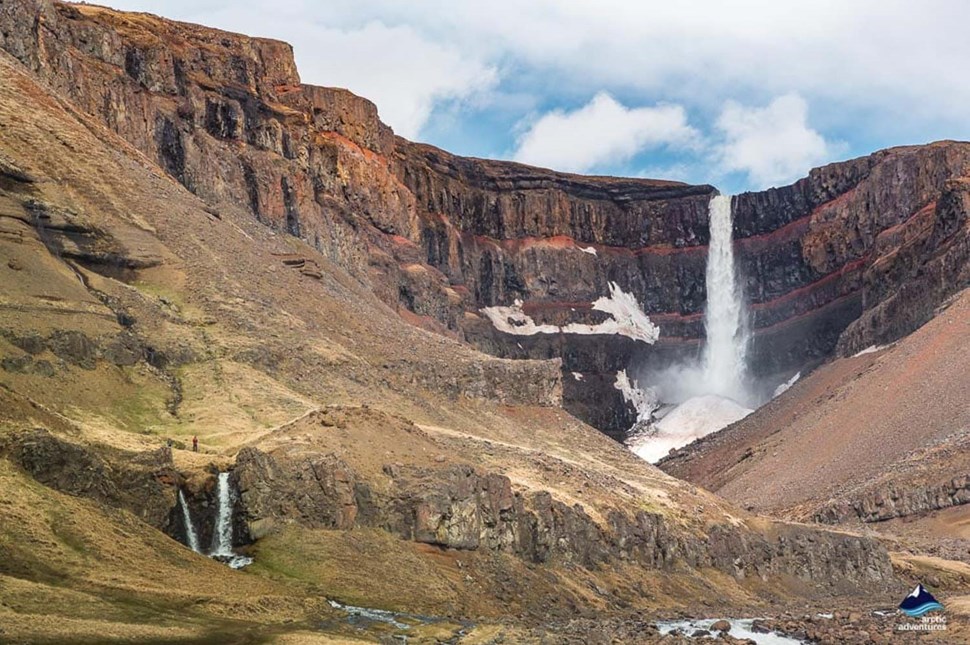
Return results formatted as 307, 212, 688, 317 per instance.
178, 489, 201, 553
700, 194, 749, 403
625, 193, 753, 463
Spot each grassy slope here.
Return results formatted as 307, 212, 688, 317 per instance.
0, 458, 333, 643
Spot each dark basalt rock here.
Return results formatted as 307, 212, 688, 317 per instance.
233, 445, 896, 589
3, 429, 178, 528
815, 475, 970, 524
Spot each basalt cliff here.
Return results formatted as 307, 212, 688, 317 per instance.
6, 1, 968, 440
1, 1, 970, 643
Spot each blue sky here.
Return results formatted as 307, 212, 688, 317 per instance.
98, 1, 970, 193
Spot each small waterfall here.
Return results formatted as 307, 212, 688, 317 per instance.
701, 194, 749, 403
211, 472, 234, 557
178, 489, 201, 553
209, 471, 252, 569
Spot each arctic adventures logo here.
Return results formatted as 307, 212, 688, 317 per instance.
899, 584, 944, 617
897, 584, 946, 632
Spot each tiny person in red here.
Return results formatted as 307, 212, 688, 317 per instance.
192, 435, 198, 452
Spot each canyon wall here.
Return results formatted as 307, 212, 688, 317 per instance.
3, 0, 969, 437
734, 145, 970, 372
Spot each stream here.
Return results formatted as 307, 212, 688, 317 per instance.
655, 618, 805, 643
323, 600, 473, 642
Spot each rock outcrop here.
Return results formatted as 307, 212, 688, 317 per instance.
0, 428, 251, 555
0, 400, 899, 598
815, 475, 970, 525
1, 428, 178, 527
232, 442, 894, 589
2, 0, 967, 440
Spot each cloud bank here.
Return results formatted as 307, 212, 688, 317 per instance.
714, 94, 839, 188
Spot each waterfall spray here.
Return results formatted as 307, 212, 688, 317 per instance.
625, 193, 753, 463
178, 489, 201, 553
700, 194, 749, 403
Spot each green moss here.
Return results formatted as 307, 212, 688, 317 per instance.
100, 366, 174, 433
131, 280, 187, 311
635, 497, 669, 516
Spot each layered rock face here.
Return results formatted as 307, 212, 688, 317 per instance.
735, 144, 970, 372
0, 10, 913, 631
1, 428, 179, 528
230, 413, 893, 590
4, 0, 968, 438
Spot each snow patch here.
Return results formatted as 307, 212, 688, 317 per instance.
853, 344, 889, 357
562, 282, 660, 343
627, 394, 752, 463
614, 369, 658, 423
481, 282, 658, 344
772, 371, 800, 398
480, 299, 560, 336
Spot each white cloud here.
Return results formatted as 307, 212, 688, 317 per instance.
288, 21, 497, 138
512, 93, 698, 173
714, 94, 837, 188
267, 0, 970, 128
